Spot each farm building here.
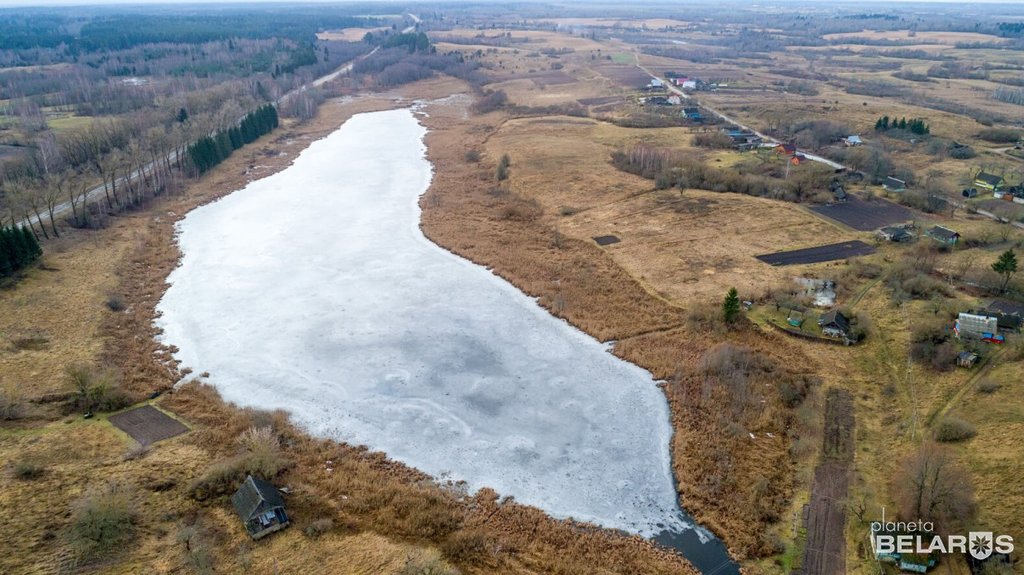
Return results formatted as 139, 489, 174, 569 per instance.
955, 312, 998, 339
883, 176, 906, 192
878, 226, 912, 242
725, 129, 762, 150
818, 309, 850, 339
844, 135, 862, 146
790, 153, 807, 166
987, 299, 1024, 332
232, 475, 290, 540
682, 107, 704, 120
925, 225, 960, 245
956, 351, 979, 368
973, 171, 1004, 192
774, 143, 797, 155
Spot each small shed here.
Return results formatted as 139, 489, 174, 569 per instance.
788, 309, 805, 327
775, 143, 797, 155
956, 351, 979, 368
818, 309, 850, 339
883, 176, 907, 192
232, 475, 290, 540
844, 135, 863, 147
925, 225, 960, 245
878, 226, 912, 242
973, 171, 1004, 192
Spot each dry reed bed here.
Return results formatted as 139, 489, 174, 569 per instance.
418, 104, 824, 561
90, 84, 698, 574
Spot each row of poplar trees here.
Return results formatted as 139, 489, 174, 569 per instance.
0, 226, 43, 279
187, 104, 279, 175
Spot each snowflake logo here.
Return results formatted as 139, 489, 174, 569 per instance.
970, 532, 994, 560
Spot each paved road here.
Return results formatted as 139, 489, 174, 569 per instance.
18, 41, 390, 230
635, 57, 844, 170
635, 55, 1024, 230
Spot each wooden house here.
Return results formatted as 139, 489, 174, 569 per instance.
878, 226, 912, 242
925, 225, 960, 245
973, 171, 1004, 192
818, 309, 850, 339
232, 475, 290, 540
883, 176, 906, 192
956, 351, 979, 368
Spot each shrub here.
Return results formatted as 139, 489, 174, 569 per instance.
105, 294, 126, 312
190, 426, 290, 500
0, 383, 26, 420
977, 379, 1001, 394
67, 484, 136, 562
934, 417, 977, 442
977, 128, 1022, 144
13, 461, 44, 480
66, 363, 131, 414
463, 150, 481, 163
948, 145, 975, 159
304, 518, 334, 539
400, 550, 461, 575
495, 153, 510, 181
472, 89, 507, 114
692, 131, 734, 149
441, 530, 490, 564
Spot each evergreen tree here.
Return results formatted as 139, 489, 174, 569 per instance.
0, 228, 13, 277
176, 107, 189, 123
20, 226, 41, 261
992, 249, 1018, 292
898, 117, 907, 130
6, 226, 28, 268
723, 287, 741, 323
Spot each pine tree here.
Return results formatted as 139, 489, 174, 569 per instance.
898, 117, 907, 130
992, 249, 1018, 292
723, 287, 741, 323
20, 226, 41, 261
0, 228, 13, 277
6, 226, 28, 268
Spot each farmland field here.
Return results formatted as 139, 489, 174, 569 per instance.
810, 195, 917, 231
755, 241, 877, 266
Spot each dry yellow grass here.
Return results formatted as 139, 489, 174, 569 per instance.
316, 27, 387, 42
823, 30, 1007, 45
0, 76, 700, 575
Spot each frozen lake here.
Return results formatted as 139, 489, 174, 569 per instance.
157, 108, 736, 573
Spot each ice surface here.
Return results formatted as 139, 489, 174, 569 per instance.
156, 108, 689, 536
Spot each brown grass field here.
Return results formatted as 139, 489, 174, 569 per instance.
5, 18, 1024, 575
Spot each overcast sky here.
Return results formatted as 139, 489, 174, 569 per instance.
1, 0, 1023, 6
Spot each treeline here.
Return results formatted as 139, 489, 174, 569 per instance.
874, 115, 930, 135
611, 144, 832, 203
382, 32, 432, 53
188, 105, 278, 175
351, 47, 485, 89
0, 225, 43, 279
0, 11, 383, 52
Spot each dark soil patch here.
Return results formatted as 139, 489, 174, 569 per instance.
109, 405, 189, 445
756, 241, 875, 266
802, 389, 854, 575
578, 96, 620, 106
810, 196, 915, 231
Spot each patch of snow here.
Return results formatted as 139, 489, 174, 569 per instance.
156, 109, 690, 537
